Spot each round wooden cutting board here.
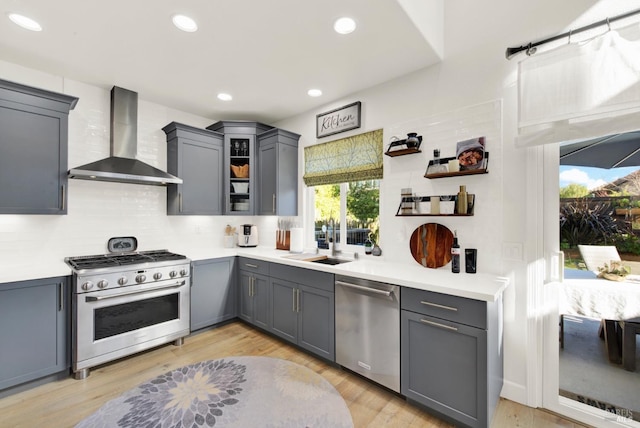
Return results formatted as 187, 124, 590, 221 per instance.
409, 223, 454, 268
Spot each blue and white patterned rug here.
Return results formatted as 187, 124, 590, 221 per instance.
76, 356, 353, 428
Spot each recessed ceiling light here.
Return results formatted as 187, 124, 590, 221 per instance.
8, 13, 42, 32
334, 17, 356, 34
307, 89, 323, 97
172, 14, 198, 32
217, 93, 232, 101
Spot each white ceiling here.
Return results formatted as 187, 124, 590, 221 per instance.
0, 0, 442, 123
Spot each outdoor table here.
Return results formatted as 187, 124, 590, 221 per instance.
560, 269, 640, 367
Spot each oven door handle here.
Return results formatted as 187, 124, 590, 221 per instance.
84, 281, 186, 302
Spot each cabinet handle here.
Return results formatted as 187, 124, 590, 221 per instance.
420, 300, 458, 312
179, 193, 183, 212
292, 288, 296, 312
60, 185, 66, 211
250, 276, 255, 297
58, 283, 64, 312
272, 194, 276, 213
245, 263, 258, 269
420, 318, 458, 331
296, 289, 300, 313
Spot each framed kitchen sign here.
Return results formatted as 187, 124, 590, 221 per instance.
316, 101, 361, 138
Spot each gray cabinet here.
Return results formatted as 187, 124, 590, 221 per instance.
269, 263, 335, 361
257, 128, 300, 216
237, 257, 270, 330
0, 79, 78, 214
163, 122, 224, 215
0, 277, 70, 391
401, 288, 503, 428
190, 258, 236, 331
207, 121, 273, 215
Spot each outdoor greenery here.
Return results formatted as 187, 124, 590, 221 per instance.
559, 199, 620, 248
559, 183, 589, 198
346, 181, 379, 228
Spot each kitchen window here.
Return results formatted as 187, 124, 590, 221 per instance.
313, 180, 379, 249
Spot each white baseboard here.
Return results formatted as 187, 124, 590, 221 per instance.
500, 380, 529, 406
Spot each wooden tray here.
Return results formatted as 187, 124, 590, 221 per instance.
409, 223, 454, 268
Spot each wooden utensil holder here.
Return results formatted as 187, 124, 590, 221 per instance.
276, 230, 290, 250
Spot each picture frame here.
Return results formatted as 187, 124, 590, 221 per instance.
316, 101, 361, 138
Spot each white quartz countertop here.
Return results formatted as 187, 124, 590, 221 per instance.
3, 246, 508, 302
232, 247, 508, 302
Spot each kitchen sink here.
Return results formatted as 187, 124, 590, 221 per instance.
311, 257, 352, 265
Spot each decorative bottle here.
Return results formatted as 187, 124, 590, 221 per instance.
451, 231, 460, 273
456, 185, 468, 215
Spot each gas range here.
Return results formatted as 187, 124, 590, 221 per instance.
65, 248, 191, 379
65, 250, 190, 293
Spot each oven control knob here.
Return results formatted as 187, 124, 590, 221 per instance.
97, 280, 109, 289
169, 270, 178, 278
81, 281, 93, 291
118, 277, 128, 286
136, 274, 147, 283
153, 272, 162, 281
180, 268, 188, 277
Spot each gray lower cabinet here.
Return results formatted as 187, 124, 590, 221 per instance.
163, 122, 224, 215
269, 264, 335, 361
0, 277, 70, 391
0, 79, 78, 214
190, 258, 236, 331
401, 287, 503, 428
256, 128, 300, 216
237, 258, 270, 330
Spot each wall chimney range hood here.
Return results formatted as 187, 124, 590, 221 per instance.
68, 86, 182, 186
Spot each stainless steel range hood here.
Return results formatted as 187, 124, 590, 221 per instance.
69, 86, 182, 185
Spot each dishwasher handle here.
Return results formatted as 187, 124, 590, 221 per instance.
336, 280, 393, 297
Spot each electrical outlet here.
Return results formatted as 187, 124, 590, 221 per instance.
502, 242, 523, 261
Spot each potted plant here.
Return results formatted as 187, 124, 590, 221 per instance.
597, 260, 631, 281
630, 200, 640, 216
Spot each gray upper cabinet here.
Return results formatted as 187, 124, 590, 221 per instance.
190, 258, 236, 331
400, 288, 503, 428
257, 128, 300, 216
163, 122, 224, 215
0, 277, 70, 391
207, 121, 299, 216
0, 79, 78, 214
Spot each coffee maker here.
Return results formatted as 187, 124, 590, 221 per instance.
237, 224, 258, 247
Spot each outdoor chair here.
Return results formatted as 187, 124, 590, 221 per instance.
577, 244, 621, 274
622, 318, 640, 371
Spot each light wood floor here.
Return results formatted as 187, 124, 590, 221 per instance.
0, 321, 589, 427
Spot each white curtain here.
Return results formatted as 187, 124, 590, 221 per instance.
517, 21, 640, 147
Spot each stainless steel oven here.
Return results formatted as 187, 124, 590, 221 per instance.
66, 249, 190, 379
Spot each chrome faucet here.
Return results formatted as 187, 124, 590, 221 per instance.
331, 219, 341, 257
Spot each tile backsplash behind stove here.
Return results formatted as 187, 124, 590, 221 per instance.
0, 76, 232, 271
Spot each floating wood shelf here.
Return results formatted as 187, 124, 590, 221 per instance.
424, 152, 489, 179
385, 136, 422, 157
396, 194, 475, 217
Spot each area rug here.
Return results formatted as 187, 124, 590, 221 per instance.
76, 356, 353, 428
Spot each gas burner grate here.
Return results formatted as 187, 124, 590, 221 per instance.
66, 250, 187, 270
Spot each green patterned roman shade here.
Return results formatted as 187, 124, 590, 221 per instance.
303, 129, 383, 186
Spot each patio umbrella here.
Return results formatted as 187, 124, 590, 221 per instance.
560, 131, 640, 168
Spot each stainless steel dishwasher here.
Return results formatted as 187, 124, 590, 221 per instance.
335, 275, 400, 392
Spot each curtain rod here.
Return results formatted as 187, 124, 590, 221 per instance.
505, 8, 640, 60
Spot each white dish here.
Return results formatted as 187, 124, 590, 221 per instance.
233, 202, 250, 211
233, 182, 249, 193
